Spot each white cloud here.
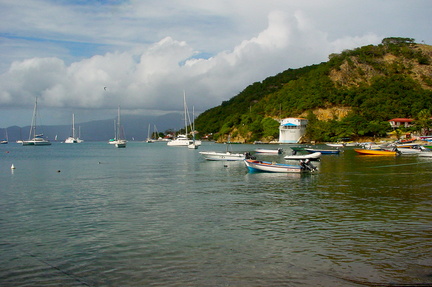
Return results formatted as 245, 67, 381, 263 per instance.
0, 0, 430, 126
0, 9, 380, 126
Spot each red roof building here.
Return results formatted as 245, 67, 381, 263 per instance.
388, 118, 414, 128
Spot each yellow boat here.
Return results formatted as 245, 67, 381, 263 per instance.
354, 148, 399, 156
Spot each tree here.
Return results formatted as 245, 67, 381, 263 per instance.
415, 109, 432, 135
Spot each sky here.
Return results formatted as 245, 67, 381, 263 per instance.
0, 0, 431, 128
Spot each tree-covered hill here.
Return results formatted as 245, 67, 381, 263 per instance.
195, 37, 432, 143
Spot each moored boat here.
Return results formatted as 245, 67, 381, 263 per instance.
305, 148, 340, 154
110, 106, 127, 148
326, 143, 345, 147
254, 148, 283, 154
284, 152, 321, 161
199, 151, 245, 161
64, 113, 83, 143
244, 159, 317, 173
354, 148, 399, 156
22, 98, 51, 146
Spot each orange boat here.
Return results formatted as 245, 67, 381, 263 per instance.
354, 148, 399, 156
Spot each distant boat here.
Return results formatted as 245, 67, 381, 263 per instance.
168, 92, 201, 147
22, 98, 51, 146
146, 123, 154, 143
110, 106, 127, 148
244, 159, 317, 173
65, 113, 83, 143
0, 128, 8, 144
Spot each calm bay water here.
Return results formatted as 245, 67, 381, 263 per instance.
0, 142, 431, 286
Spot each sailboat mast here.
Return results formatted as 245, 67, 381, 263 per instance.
72, 113, 76, 138
117, 106, 121, 140
29, 98, 37, 140
183, 91, 188, 135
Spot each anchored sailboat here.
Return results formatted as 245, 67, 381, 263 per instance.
167, 92, 201, 147
22, 98, 51, 146
65, 113, 83, 143
110, 106, 127, 148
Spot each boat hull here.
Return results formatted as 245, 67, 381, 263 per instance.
22, 137, 51, 146
111, 139, 127, 148
199, 151, 245, 161
254, 148, 282, 154
305, 148, 339, 154
284, 152, 321, 161
354, 148, 398, 156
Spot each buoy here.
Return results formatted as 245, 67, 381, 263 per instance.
57, 170, 61, 173
11, 164, 15, 169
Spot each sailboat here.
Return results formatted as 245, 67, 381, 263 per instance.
0, 128, 8, 144
22, 98, 51, 146
64, 113, 82, 143
146, 123, 154, 143
167, 92, 201, 147
110, 106, 127, 148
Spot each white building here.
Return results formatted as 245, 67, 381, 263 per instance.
279, 118, 308, 143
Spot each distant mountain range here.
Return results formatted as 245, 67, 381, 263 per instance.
0, 113, 185, 142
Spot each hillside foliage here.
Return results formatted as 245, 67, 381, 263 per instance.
194, 38, 432, 143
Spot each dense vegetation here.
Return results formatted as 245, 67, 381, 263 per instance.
194, 37, 432, 143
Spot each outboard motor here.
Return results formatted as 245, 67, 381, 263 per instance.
245, 152, 256, 160
300, 159, 317, 172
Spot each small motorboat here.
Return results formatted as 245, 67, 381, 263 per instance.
244, 159, 317, 173
284, 152, 321, 161
326, 143, 345, 147
199, 151, 245, 161
305, 148, 340, 155
353, 148, 399, 156
254, 148, 283, 154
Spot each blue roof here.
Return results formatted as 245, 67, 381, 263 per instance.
283, 123, 298, 127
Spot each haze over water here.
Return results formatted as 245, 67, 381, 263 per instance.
1, 142, 431, 286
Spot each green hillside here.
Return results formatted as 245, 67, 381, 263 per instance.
195, 37, 432, 143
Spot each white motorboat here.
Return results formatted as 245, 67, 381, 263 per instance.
284, 152, 321, 161
199, 151, 245, 161
254, 148, 283, 154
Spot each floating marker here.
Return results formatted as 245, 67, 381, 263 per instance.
11, 164, 15, 169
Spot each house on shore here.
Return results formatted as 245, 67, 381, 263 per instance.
279, 118, 308, 143
388, 118, 414, 129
